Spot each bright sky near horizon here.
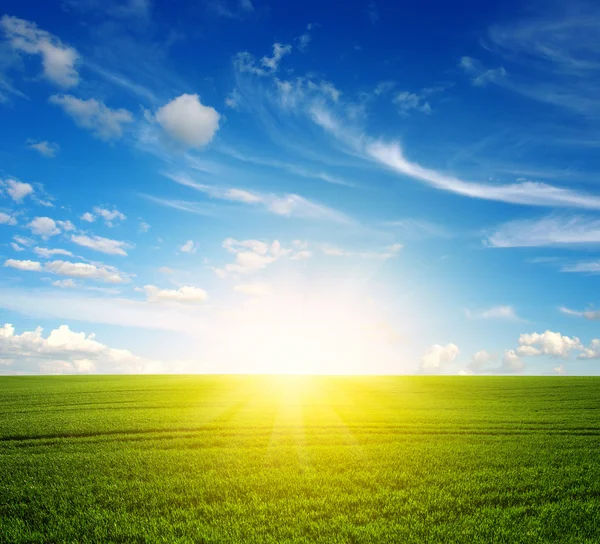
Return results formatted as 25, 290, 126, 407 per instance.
1, 0, 600, 375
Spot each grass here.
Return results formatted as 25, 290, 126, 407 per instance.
1, 375, 600, 543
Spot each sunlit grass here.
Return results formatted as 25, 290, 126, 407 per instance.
1, 375, 600, 543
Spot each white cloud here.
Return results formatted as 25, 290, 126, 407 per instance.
500, 350, 525, 373
158, 266, 173, 275
560, 306, 600, 320
459, 56, 507, 87
2, 179, 33, 201
367, 141, 600, 211
52, 279, 77, 288
139, 221, 150, 233
49, 95, 133, 140
144, 285, 208, 304
5, 258, 127, 284
225, 88, 241, 109
168, 173, 350, 223
45, 260, 127, 283
235, 42, 292, 76
467, 349, 497, 373
554, 364, 567, 375
10, 242, 24, 252
517, 330, 583, 358
0, 323, 148, 374
393, 91, 432, 115
27, 139, 59, 158
420, 343, 459, 371
71, 234, 131, 256
0, 16, 79, 87
320, 243, 402, 260
561, 261, 600, 274
34, 247, 73, 258
0, 212, 17, 225
234, 282, 271, 297
4, 259, 43, 272
57, 220, 75, 232
215, 238, 292, 277
84, 206, 127, 226
466, 305, 520, 320
485, 216, 600, 248
155, 94, 220, 148
579, 339, 600, 360
179, 240, 197, 253
28, 217, 60, 238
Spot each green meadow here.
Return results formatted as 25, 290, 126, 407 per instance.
1, 376, 600, 543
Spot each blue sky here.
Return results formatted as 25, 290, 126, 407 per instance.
1, 0, 600, 375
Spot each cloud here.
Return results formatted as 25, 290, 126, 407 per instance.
139, 221, 150, 233
168, 173, 350, 223
393, 91, 432, 115
459, 56, 507, 87
2, 179, 34, 201
467, 349, 497, 373
420, 343, 459, 371
320, 243, 402, 260
34, 247, 73, 258
214, 238, 296, 277
28, 217, 60, 237
71, 234, 132, 256
0, 212, 17, 225
5, 258, 127, 283
500, 350, 525, 373
44, 260, 128, 283
560, 306, 600, 320
561, 261, 600, 274
385, 218, 450, 239
366, 1, 379, 24
52, 279, 77, 288
517, 330, 583, 358
0, 323, 149, 374
579, 339, 600, 360
466, 305, 521, 321
234, 282, 271, 296
464, 348, 524, 374
297, 24, 313, 52
155, 94, 220, 148
485, 215, 600, 248
367, 141, 600, 211
235, 42, 291, 76
26, 139, 59, 158
4, 259, 43, 272
179, 240, 197, 253
49, 95, 133, 140
225, 88, 240, 109
0, 15, 79, 87
80, 206, 126, 226
554, 364, 567, 375
144, 285, 208, 304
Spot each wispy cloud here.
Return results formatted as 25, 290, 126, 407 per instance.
484, 215, 600, 248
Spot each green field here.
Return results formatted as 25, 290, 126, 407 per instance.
1, 376, 600, 543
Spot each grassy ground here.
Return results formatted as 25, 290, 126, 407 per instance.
1, 375, 599, 543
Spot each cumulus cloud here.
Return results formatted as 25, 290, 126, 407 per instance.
28, 217, 60, 237
0, 212, 17, 225
155, 94, 220, 148
0, 15, 79, 87
49, 95, 133, 140
4, 259, 42, 272
420, 343, 459, 371
5, 258, 127, 283
71, 234, 131, 256
27, 139, 59, 158
214, 238, 301, 277
144, 285, 208, 304
80, 206, 126, 226
0, 323, 147, 374
517, 330, 583, 358
179, 240, 197, 253
2, 179, 34, 201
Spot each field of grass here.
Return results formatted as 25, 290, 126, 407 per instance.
1, 375, 600, 543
